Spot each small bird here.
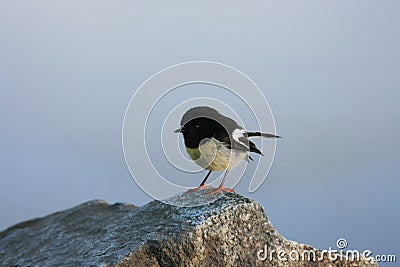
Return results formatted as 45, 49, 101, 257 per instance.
175, 106, 280, 193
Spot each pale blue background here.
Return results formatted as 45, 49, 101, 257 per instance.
0, 1, 399, 264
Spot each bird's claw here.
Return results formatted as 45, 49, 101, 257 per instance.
210, 187, 234, 194
187, 185, 213, 194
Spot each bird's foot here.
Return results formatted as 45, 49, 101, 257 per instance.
187, 185, 213, 194
210, 187, 234, 194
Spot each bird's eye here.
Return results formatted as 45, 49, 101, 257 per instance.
194, 125, 200, 128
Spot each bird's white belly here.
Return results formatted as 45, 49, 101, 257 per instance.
186, 138, 247, 171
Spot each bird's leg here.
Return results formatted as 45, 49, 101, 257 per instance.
187, 170, 213, 193
199, 170, 212, 187
211, 171, 234, 194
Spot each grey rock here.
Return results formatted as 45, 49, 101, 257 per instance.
0, 189, 377, 266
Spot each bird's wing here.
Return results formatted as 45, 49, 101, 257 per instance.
231, 130, 264, 155
210, 113, 248, 151
232, 129, 250, 149
248, 140, 263, 155
217, 133, 250, 152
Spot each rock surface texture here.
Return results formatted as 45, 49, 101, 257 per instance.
0, 189, 377, 266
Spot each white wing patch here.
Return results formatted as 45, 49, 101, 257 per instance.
232, 129, 249, 149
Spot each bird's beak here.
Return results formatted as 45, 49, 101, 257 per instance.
174, 126, 185, 133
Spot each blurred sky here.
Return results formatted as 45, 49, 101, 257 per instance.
0, 0, 399, 264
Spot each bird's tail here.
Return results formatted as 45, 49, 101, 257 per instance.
247, 132, 281, 138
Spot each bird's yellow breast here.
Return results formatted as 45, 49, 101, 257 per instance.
185, 147, 201, 161
185, 138, 247, 171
